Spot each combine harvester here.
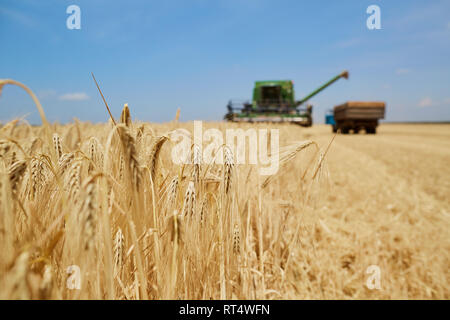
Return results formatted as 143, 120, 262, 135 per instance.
224, 71, 349, 127
325, 101, 386, 134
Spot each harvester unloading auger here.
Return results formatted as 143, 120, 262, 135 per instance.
224, 70, 349, 126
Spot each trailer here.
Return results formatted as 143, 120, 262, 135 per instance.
331, 101, 386, 134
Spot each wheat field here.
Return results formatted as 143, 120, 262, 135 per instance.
0, 83, 448, 300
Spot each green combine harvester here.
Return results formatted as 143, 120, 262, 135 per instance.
224, 70, 349, 126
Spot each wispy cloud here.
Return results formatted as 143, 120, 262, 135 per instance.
0, 7, 36, 28
333, 38, 361, 49
38, 90, 57, 99
386, 2, 450, 45
391, 3, 448, 29
395, 68, 411, 75
59, 92, 89, 101
418, 97, 450, 107
418, 97, 433, 108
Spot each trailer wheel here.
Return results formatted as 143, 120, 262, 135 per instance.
332, 125, 337, 133
366, 127, 376, 134
341, 127, 349, 134
353, 127, 360, 134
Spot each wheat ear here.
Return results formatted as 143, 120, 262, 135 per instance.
148, 135, 168, 181
120, 103, 131, 127
182, 181, 196, 217
117, 125, 142, 189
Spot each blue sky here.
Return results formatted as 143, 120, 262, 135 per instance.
0, 0, 449, 124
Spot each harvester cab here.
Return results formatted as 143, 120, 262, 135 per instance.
225, 70, 349, 126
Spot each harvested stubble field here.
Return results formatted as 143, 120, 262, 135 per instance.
0, 107, 448, 299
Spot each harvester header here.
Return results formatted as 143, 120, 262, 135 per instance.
225, 70, 349, 126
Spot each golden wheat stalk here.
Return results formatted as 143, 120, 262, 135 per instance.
312, 133, 337, 179
2, 251, 30, 299
0, 79, 48, 126
81, 176, 98, 251
67, 159, 82, 202
148, 135, 168, 181
261, 140, 318, 189
192, 144, 201, 183
30, 156, 45, 200
88, 137, 104, 173
52, 133, 63, 160
199, 193, 208, 225
182, 181, 196, 217
117, 125, 142, 189
0, 80, 53, 162
120, 103, 132, 127
39, 264, 53, 299
233, 223, 241, 255
113, 227, 125, 277
0, 140, 12, 160
169, 210, 182, 244
58, 152, 75, 176
91, 73, 116, 126
167, 175, 179, 209
223, 146, 234, 195
8, 160, 27, 192
174, 108, 180, 122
